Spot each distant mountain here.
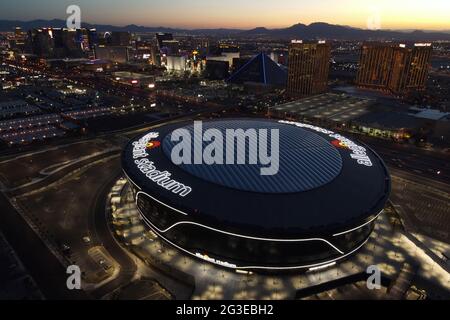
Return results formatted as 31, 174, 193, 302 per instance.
1, 19, 449, 40
239, 22, 450, 41
243, 27, 270, 35
397, 29, 450, 34
0, 19, 244, 35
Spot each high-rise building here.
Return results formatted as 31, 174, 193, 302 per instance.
14, 27, 26, 48
205, 43, 240, 68
87, 29, 98, 49
76, 29, 90, 51
156, 33, 173, 50
110, 31, 131, 46
192, 37, 210, 55
166, 55, 187, 72
270, 50, 288, 66
52, 28, 82, 58
27, 28, 54, 57
95, 45, 129, 63
161, 40, 179, 55
27, 28, 86, 58
390, 44, 432, 94
356, 42, 392, 91
14, 27, 23, 37
287, 40, 331, 97
356, 42, 432, 95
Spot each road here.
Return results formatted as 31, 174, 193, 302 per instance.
389, 167, 449, 193
389, 167, 450, 244
355, 134, 449, 184
89, 170, 138, 299
0, 108, 228, 299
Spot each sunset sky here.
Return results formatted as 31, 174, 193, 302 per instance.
1, 0, 449, 30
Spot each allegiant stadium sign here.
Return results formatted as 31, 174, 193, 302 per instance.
132, 132, 193, 197
278, 120, 373, 167
129, 121, 372, 198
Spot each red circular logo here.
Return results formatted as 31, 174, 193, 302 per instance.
146, 140, 161, 150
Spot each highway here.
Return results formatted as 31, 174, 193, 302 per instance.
355, 134, 449, 184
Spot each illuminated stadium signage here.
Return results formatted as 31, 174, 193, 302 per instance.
195, 253, 237, 268
132, 132, 159, 159
279, 120, 373, 167
132, 132, 192, 197
122, 119, 391, 270
308, 262, 336, 272
146, 140, 161, 150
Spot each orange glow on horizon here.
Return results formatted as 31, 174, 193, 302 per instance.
4, 0, 449, 31
88, 0, 450, 30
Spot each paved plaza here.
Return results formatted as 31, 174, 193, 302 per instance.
109, 178, 450, 300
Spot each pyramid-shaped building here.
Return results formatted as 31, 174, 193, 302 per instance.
227, 53, 287, 87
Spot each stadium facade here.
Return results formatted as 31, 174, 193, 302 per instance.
122, 119, 390, 271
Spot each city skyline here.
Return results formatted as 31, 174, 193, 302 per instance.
1, 0, 450, 31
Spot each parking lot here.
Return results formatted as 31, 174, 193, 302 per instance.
0, 139, 115, 189
14, 153, 122, 285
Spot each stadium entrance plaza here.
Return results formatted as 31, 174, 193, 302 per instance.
109, 178, 450, 300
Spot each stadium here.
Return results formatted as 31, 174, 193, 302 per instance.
122, 119, 391, 271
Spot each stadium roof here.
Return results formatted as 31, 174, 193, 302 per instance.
122, 119, 390, 238
162, 120, 342, 193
